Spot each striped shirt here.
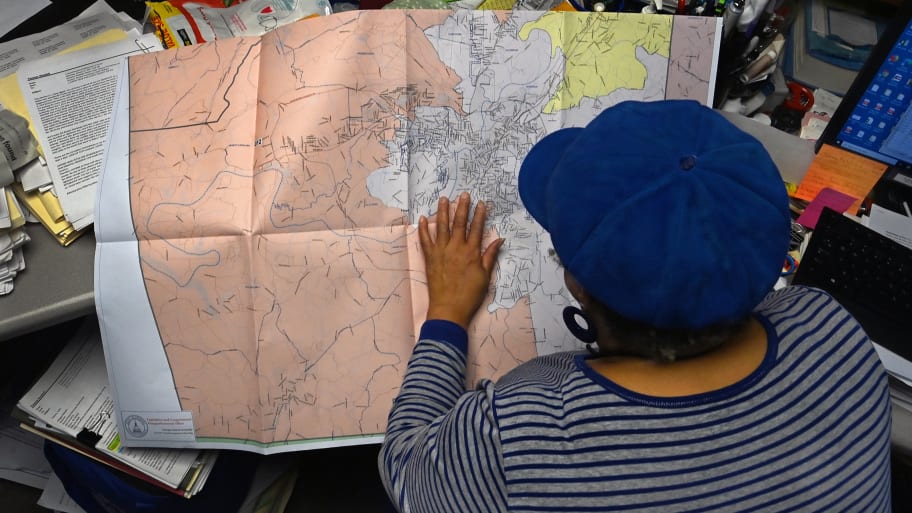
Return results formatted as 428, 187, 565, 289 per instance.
379, 286, 893, 512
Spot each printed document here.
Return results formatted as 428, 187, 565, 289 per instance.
95, 9, 722, 453
0, 0, 51, 39
0, 1, 139, 79
17, 321, 205, 489
18, 34, 161, 230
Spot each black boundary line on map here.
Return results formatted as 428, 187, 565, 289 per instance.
130, 39, 262, 134
128, 38, 262, 435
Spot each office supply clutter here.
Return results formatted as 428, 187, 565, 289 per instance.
146, 0, 332, 49
789, 0, 912, 395
15, 318, 219, 498
713, 0, 795, 110
810, 0, 912, 216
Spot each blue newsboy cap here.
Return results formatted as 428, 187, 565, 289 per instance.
518, 100, 791, 330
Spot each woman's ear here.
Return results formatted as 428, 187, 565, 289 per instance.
563, 271, 592, 306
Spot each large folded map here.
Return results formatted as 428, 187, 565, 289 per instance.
95, 9, 721, 453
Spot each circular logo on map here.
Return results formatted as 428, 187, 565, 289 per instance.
124, 415, 149, 438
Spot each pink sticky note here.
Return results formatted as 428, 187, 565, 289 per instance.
797, 187, 858, 229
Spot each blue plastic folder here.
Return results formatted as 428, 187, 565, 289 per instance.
804, 0, 887, 71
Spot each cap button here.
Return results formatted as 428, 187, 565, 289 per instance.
679, 155, 697, 171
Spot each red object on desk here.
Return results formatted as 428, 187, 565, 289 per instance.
772, 82, 815, 133
783, 82, 815, 112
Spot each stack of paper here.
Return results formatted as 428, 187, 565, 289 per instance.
15, 319, 219, 498
0, 1, 140, 295
0, 0, 51, 39
0, 109, 36, 294
0, 0, 158, 244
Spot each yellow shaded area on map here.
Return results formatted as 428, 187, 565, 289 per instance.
518, 13, 672, 112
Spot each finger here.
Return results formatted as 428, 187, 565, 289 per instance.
467, 200, 486, 248
418, 215, 432, 254
436, 196, 450, 246
481, 238, 505, 273
451, 192, 470, 240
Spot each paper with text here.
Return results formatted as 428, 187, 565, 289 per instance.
18, 35, 161, 230
0, 2, 137, 79
17, 321, 204, 489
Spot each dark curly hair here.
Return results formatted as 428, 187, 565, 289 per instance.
587, 299, 752, 362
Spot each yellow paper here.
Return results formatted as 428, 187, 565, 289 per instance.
0, 29, 130, 145
5, 189, 26, 229
794, 144, 888, 214
38, 189, 65, 222
10, 183, 85, 246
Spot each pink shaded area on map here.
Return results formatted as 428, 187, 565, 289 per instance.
128, 11, 537, 444
666, 16, 718, 102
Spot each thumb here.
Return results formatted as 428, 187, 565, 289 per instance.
481, 238, 504, 273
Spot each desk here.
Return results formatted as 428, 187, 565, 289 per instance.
0, 229, 95, 342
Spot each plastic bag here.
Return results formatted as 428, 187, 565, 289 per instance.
148, 0, 332, 49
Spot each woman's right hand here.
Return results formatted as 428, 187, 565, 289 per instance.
418, 192, 504, 329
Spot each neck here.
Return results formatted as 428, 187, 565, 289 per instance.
587, 316, 752, 363
589, 335, 727, 362
586, 317, 770, 397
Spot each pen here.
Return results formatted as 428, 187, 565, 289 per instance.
722, 0, 745, 39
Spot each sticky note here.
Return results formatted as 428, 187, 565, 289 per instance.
794, 144, 887, 214
796, 187, 857, 229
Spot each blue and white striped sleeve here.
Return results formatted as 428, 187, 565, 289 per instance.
379, 320, 508, 513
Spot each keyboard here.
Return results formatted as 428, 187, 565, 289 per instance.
792, 207, 912, 362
